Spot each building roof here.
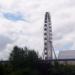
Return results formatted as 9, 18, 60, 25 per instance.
58, 50, 75, 59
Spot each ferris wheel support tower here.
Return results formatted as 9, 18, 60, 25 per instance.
43, 12, 54, 60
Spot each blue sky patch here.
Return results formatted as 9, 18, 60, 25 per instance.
63, 43, 73, 49
3, 12, 25, 22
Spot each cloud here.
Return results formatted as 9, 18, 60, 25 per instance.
0, 35, 13, 50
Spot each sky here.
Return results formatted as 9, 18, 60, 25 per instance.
0, 0, 75, 60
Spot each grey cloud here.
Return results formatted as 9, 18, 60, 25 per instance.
0, 35, 13, 50
53, 22, 75, 41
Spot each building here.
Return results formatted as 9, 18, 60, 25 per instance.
58, 50, 75, 65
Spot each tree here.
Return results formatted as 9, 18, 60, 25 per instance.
9, 46, 39, 70
9, 46, 26, 69
0, 62, 4, 75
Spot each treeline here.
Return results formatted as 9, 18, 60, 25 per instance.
0, 46, 75, 75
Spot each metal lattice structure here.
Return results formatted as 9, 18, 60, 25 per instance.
43, 12, 53, 60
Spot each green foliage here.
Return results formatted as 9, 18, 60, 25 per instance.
0, 46, 75, 75
10, 68, 39, 75
9, 46, 39, 70
9, 46, 25, 69
0, 63, 4, 75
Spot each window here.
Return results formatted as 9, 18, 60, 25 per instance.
45, 52, 47, 54
49, 33, 52, 35
44, 50, 47, 54
44, 38, 47, 40
44, 47, 47, 50
44, 42, 47, 45
44, 33, 47, 35
45, 20, 47, 23
49, 30, 52, 32
44, 28, 47, 31
44, 24, 47, 27
49, 26, 51, 28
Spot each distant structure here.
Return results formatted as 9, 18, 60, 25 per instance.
58, 50, 75, 65
43, 12, 53, 60
58, 50, 75, 59
43, 12, 75, 64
